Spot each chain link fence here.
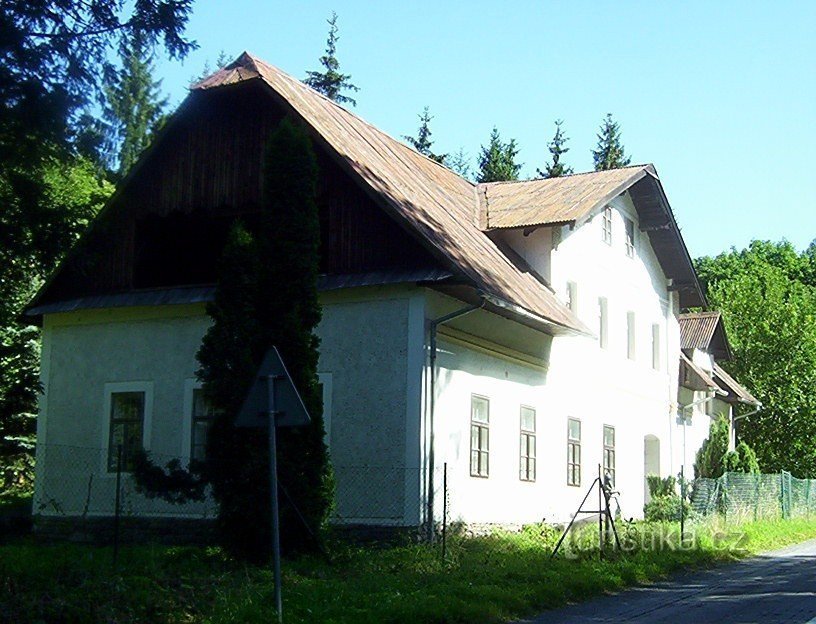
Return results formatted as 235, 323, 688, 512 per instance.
691, 470, 816, 521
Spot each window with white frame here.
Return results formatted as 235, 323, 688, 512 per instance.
598, 297, 608, 349
107, 391, 145, 472
603, 425, 616, 486
191, 389, 218, 462
625, 216, 635, 257
651, 323, 661, 371
567, 418, 581, 486
602, 206, 613, 245
470, 395, 489, 477
519, 406, 536, 482
566, 281, 578, 314
627, 311, 636, 360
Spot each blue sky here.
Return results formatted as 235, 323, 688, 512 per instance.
154, 1, 815, 259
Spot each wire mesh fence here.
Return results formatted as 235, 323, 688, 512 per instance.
690, 470, 816, 521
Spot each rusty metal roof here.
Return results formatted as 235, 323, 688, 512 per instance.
479, 166, 651, 229
679, 311, 732, 359
713, 362, 760, 406
193, 53, 589, 336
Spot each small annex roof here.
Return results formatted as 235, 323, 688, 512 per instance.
679, 311, 732, 360
713, 362, 761, 406
679, 352, 721, 392
477, 165, 705, 309
191, 53, 589, 336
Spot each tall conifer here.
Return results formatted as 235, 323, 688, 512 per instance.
592, 113, 631, 171
537, 120, 573, 178
477, 127, 522, 183
404, 107, 446, 164
304, 12, 359, 106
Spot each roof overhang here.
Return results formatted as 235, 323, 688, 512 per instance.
679, 352, 723, 392
712, 362, 761, 406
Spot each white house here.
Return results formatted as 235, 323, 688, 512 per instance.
27, 53, 745, 537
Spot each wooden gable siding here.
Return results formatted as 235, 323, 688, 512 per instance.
40, 81, 439, 304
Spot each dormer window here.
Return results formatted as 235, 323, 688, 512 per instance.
625, 217, 635, 258
602, 207, 613, 245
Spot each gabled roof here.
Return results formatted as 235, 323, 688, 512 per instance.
713, 363, 760, 406
192, 53, 588, 335
479, 166, 651, 229
477, 165, 705, 309
679, 311, 732, 360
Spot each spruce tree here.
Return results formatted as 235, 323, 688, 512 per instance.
447, 148, 472, 180
404, 107, 446, 164
304, 12, 359, 106
103, 32, 169, 176
537, 120, 573, 178
477, 127, 522, 183
592, 113, 631, 171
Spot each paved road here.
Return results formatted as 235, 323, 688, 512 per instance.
517, 539, 816, 624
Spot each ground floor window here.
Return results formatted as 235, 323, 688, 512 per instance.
470, 395, 489, 477
191, 389, 218, 462
519, 406, 536, 481
567, 417, 581, 486
603, 425, 616, 486
108, 391, 145, 472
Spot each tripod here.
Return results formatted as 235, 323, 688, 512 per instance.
551, 464, 622, 559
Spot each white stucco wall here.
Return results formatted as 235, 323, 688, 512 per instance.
34, 287, 425, 526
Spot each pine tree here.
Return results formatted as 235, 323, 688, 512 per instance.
537, 120, 573, 178
404, 107, 446, 164
447, 148, 472, 180
592, 113, 631, 171
304, 12, 359, 106
103, 32, 169, 176
477, 127, 522, 183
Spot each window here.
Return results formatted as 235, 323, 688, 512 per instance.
602, 206, 612, 245
190, 389, 218, 462
519, 406, 536, 482
567, 418, 581, 486
107, 391, 145, 472
625, 217, 635, 257
627, 311, 636, 360
566, 281, 578, 314
651, 323, 661, 370
598, 297, 608, 349
603, 425, 616, 486
470, 395, 489, 477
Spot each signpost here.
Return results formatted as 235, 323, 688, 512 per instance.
236, 347, 311, 624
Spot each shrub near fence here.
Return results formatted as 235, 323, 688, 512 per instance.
691, 471, 816, 521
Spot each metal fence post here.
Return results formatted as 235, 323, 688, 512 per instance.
441, 462, 447, 562
113, 444, 122, 567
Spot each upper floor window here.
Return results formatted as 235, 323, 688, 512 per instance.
598, 297, 608, 349
627, 311, 636, 360
625, 217, 636, 258
519, 406, 536, 482
470, 395, 489, 477
566, 281, 578, 314
651, 323, 661, 371
602, 207, 613, 245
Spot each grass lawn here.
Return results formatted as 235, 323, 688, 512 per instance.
3, 517, 816, 624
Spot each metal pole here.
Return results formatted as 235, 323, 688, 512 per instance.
442, 462, 447, 561
113, 443, 122, 567
267, 375, 283, 624
598, 464, 603, 559
680, 464, 685, 544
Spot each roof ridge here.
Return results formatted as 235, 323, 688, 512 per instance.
477, 164, 652, 187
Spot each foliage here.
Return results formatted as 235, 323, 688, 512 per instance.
592, 113, 631, 171
5, 518, 816, 623
303, 12, 359, 106
695, 415, 730, 479
193, 50, 231, 83
446, 147, 472, 180
537, 119, 573, 178
0, 157, 112, 495
723, 442, 761, 474
695, 241, 816, 476
403, 107, 446, 164
644, 494, 692, 522
476, 127, 521, 183
101, 31, 169, 176
134, 118, 331, 561
646, 475, 676, 498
